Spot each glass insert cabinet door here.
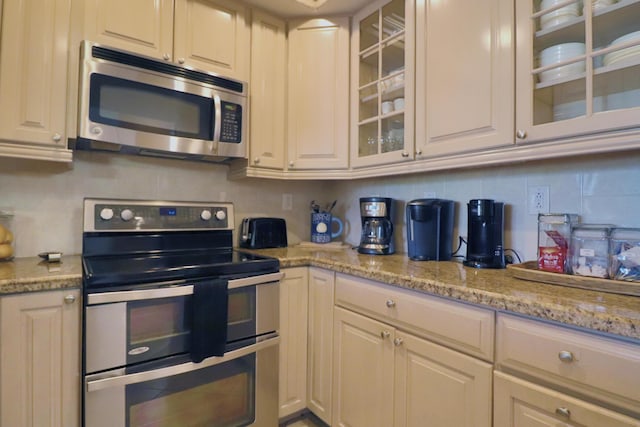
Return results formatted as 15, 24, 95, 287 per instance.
351, 0, 414, 168
515, 0, 640, 143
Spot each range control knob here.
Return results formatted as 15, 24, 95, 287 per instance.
120, 209, 134, 221
200, 210, 212, 221
215, 210, 226, 221
99, 208, 114, 221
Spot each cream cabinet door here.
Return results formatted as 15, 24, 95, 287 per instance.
174, 0, 249, 80
83, 0, 174, 60
0, 0, 73, 161
394, 331, 492, 427
332, 307, 394, 427
0, 290, 81, 427
279, 267, 309, 418
287, 17, 349, 170
249, 10, 286, 170
307, 267, 335, 424
415, 0, 514, 158
494, 372, 640, 427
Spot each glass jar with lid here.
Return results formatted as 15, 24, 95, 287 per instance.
609, 228, 640, 282
538, 213, 579, 273
0, 209, 15, 261
569, 224, 613, 278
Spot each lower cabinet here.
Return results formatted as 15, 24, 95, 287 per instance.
494, 372, 640, 427
332, 307, 492, 427
0, 289, 80, 427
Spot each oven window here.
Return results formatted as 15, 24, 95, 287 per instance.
126, 354, 255, 427
227, 287, 257, 343
89, 74, 214, 140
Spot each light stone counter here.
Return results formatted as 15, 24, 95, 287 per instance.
1, 250, 639, 341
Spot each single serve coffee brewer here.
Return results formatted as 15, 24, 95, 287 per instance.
463, 199, 506, 269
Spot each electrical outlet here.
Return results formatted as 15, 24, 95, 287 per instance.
528, 186, 549, 214
282, 193, 293, 211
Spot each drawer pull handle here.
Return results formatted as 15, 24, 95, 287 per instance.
558, 350, 575, 363
64, 294, 76, 304
555, 407, 571, 419
385, 299, 396, 308
380, 330, 390, 339
393, 338, 403, 347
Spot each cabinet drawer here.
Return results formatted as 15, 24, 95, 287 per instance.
496, 314, 640, 416
335, 273, 494, 361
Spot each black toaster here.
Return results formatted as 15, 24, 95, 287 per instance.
239, 217, 288, 249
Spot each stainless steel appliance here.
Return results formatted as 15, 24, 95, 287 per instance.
81, 198, 280, 427
464, 199, 506, 269
406, 199, 455, 261
73, 41, 247, 162
358, 197, 395, 255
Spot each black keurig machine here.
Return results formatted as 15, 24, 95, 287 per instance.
406, 199, 455, 261
464, 199, 506, 269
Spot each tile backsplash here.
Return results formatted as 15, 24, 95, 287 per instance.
1, 149, 639, 262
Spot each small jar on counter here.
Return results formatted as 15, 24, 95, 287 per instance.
609, 228, 640, 282
0, 210, 15, 261
569, 224, 613, 278
538, 213, 579, 273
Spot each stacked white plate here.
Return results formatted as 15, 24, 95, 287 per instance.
539, 0, 581, 30
603, 31, 640, 67
539, 42, 586, 82
592, 0, 617, 10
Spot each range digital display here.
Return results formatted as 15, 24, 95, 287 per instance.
159, 207, 177, 216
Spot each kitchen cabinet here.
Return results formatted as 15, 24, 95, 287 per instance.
249, 9, 286, 170
306, 267, 335, 424
515, 0, 640, 145
494, 372, 640, 427
279, 267, 309, 418
414, 0, 514, 158
350, 0, 416, 168
0, 289, 81, 427
287, 17, 350, 171
83, 0, 250, 80
495, 313, 640, 419
332, 277, 492, 427
0, 0, 73, 162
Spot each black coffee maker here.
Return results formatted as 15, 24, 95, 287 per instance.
406, 199, 455, 261
464, 199, 506, 269
358, 197, 394, 255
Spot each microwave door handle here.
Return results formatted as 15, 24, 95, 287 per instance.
86, 285, 194, 305
213, 93, 222, 143
86, 337, 280, 392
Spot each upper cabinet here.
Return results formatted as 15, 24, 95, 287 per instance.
0, 0, 73, 161
350, 0, 415, 168
287, 17, 350, 171
515, 0, 640, 144
83, 0, 250, 80
415, 0, 514, 158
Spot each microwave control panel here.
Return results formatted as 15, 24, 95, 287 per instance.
220, 101, 242, 143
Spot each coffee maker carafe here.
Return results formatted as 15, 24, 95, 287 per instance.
464, 199, 505, 269
358, 197, 394, 255
406, 199, 455, 261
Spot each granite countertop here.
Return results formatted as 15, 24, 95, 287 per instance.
1, 250, 638, 342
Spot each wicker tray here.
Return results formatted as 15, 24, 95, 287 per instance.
507, 261, 640, 297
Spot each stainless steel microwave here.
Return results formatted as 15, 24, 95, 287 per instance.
74, 41, 247, 162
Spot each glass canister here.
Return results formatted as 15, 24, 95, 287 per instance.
569, 224, 613, 278
538, 213, 579, 273
609, 228, 640, 282
0, 209, 15, 261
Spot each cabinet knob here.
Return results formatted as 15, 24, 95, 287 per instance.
558, 350, 575, 363
52, 133, 62, 142
64, 294, 76, 304
416, 149, 422, 155
401, 151, 409, 158
163, 53, 171, 61
289, 161, 294, 168
555, 407, 571, 419
254, 157, 260, 164
516, 129, 527, 139
178, 58, 185, 64
385, 299, 396, 308
380, 330, 390, 339
393, 337, 404, 346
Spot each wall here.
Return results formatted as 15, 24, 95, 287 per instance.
1, 149, 639, 262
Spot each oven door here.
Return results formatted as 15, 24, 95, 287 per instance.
85, 338, 278, 427
85, 272, 281, 373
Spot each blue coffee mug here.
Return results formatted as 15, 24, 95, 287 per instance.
311, 212, 343, 243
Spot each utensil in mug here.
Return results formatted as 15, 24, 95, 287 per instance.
311, 212, 344, 243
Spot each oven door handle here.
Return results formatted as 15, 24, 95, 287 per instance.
87, 284, 194, 305
86, 335, 279, 392
228, 272, 283, 289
